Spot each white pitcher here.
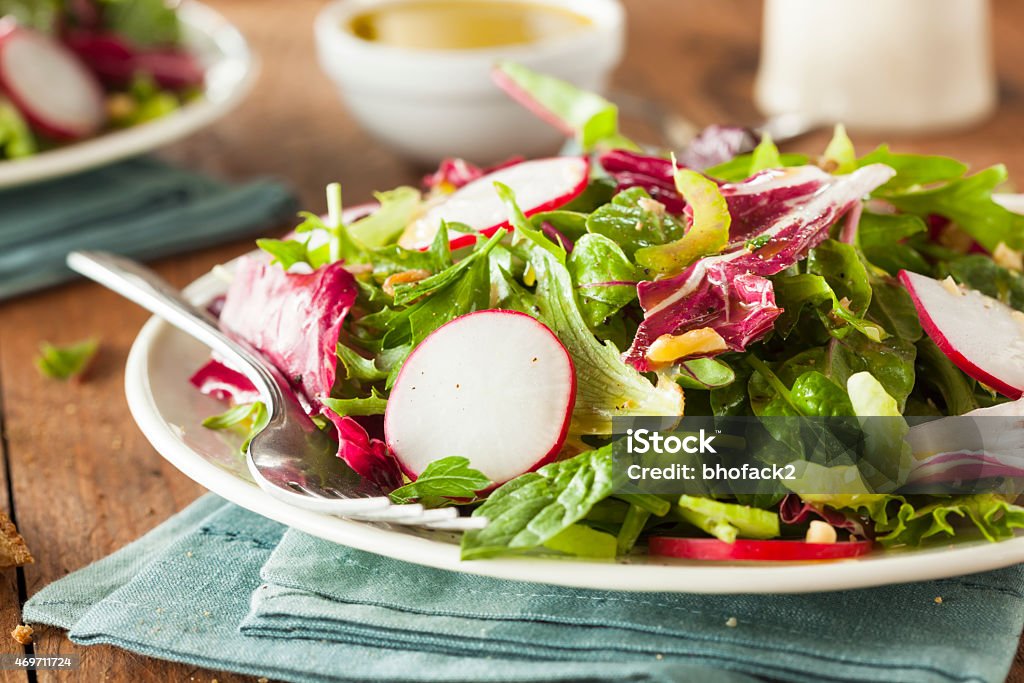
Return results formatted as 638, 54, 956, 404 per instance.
755, 0, 997, 132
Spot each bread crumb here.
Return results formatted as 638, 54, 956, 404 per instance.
934, 596, 943, 604
0, 513, 33, 568
725, 616, 738, 628
11, 624, 33, 645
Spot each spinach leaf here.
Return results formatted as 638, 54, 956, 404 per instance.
461, 445, 615, 559
389, 456, 491, 508
568, 234, 637, 328
585, 187, 686, 258
915, 339, 980, 415
704, 152, 808, 183
856, 212, 931, 276
808, 240, 872, 313
939, 254, 1024, 311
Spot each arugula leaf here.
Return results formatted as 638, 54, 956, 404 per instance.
98, 0, 182, 47
498, 189, 684, 435
389, 456, 491, 508
585, 187, 686, 258
347, 187, 421, 247
337, 344, 389, 383
857, 144, 967, 194
704, 153, 808, 183
322, 390, 388, 417
568, 234, 637, 328
676, 495, 780, 543
461, 445, 614, 559
256, 238, 312, 270
886, 165, 1024, 251
748, 133, 782, 174
635, 169, 731, 276
0, 98, 36, 159
494, 61, 639, 152
35, 338, 99, 381
201, 401, 269, 452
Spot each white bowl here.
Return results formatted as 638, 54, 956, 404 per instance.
314, 0, 625, 164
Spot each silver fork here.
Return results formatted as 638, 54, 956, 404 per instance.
66, 251, 486, 531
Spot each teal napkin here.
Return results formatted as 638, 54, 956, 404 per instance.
0, 158, 296, 300
22, 496, 751, 683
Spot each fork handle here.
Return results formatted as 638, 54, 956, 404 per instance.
66, 250, 282, 408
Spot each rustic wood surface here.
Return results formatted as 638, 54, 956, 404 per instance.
1, 1, 1024, 681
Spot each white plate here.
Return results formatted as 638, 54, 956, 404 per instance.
125, 195, 1024, 594
0, 1, 255, 190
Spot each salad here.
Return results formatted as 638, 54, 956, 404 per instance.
0, 0, 202, 160
191, 62, 1024, 563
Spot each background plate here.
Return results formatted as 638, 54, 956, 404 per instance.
123, 195, 1024, 594
0, 1, 256, 189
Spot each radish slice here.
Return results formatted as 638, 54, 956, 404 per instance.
0, 20, 104, 140
649, 537, 874, 561
399, 157, 589, 250
899, 270, 1024, 399
385, 310, 576, 486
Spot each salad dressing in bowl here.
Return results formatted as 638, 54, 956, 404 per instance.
348, 0, 592, 50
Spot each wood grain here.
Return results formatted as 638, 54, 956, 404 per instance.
0, 0, 1023, 681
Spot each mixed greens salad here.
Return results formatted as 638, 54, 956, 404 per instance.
192, 63, 1024, 562
0, 0, 201, 160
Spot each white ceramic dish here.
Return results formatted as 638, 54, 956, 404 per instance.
125, 195, 1024, 594
0, 1, 256, 190
314, 0, 624, 164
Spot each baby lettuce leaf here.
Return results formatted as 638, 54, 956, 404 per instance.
35, 338, 99, 381
568, 233, 637, 328
389, 456, 491, 508
347, 187, 421, 248
493, 61, 639, 152
585, 187, 686, 258
461, 445, 614, 559
498, 189, 684, 435
886, 165, 1024, 251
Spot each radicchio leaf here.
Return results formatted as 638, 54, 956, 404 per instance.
624, 164, 895, 371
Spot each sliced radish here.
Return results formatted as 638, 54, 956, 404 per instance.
0, 20, 104, 140
399, 157, 589, 250
649, 537, 874, 561
384, 310, 576, 486
899, 270, 1024, 399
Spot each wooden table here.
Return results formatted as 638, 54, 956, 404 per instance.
2, 1, 1024, 681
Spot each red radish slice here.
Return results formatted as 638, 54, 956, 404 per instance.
385, 310, 576, 486
399, 157, 589, 250
899, 270, 1024, 399
649, 537, 874, 562
0, 20, 104, 140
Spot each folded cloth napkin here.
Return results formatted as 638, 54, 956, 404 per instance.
23, 495, 1024, 683
0, 157, 296, 300
22, 496, 751, 683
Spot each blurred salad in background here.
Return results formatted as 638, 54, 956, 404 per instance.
0, 0, 202, 160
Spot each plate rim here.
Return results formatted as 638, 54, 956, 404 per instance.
0, 0, 257, 189
123, 195, 1024, 594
